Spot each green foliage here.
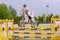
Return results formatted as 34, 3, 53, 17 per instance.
0, 3, 11, 19
46, 14, 53, 23
14, 16, 22, 26
9, 6, 17, 18
34, 16, 38, 21
35, 14, 60, 23
37, 14, 45, 23
38, 16, 41, 22
54, 14, 59, 18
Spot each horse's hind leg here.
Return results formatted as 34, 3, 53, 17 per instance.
20, 21, 22, 28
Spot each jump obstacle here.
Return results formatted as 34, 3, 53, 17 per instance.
0, 18, 60, 40
0, 19, 14, 40
51, 18, 60, 40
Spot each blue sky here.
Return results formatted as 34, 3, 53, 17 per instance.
0, 0, 60, 16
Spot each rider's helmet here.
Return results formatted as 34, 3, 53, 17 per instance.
23, 4, 27, 7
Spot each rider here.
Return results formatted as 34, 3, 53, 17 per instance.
20, 4, 31, 27
21, 4, 36, 28
21, 4, 30, 22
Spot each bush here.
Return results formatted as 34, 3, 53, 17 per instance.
14, 16, 22, 26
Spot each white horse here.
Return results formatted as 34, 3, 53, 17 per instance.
20, 10, 37, 28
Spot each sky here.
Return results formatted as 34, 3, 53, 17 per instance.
0, 0, 60, 16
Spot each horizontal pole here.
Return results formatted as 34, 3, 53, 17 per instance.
0, 19, 14, 22
51, 18, 60, 21
14, 36, 51, 38
14, 28, 51, 30
14, 32, 53, 34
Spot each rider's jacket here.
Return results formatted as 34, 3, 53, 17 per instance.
21, 7, 30, 22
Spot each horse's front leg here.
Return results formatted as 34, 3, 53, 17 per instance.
31, 22, 35, 28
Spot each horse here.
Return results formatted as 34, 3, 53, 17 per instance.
20, 10, 37, 28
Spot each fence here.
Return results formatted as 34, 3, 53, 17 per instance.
0, 18, 60, 40
0, 19, 14, 40
14, 26, 51, 39
51, 18, 60, 40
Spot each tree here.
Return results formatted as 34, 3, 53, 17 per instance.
0, 3, 11, 19
42, 14, 46, 23
34, 16, 38, 21
9, 6, 17, 18
38, 16, 41, 23
54, 14, 59, 18
46, 14, 53, 23
14, 16, 22, 26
